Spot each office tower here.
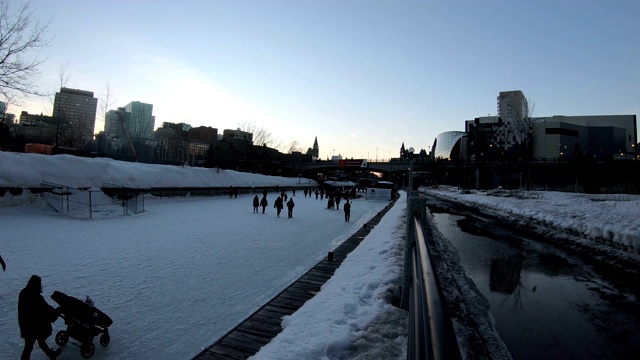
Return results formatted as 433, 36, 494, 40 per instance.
52, 87, 98, 147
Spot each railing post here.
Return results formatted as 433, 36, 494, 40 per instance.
401, 191, 426, 310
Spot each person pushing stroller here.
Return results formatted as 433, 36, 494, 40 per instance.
18, 275, 62, 360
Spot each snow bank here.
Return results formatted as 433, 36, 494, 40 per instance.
422, 186, 640, 273
0, 152, 317, 189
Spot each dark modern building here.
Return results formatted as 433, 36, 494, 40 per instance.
464, 114, 637, 161
52, 87, 98, 147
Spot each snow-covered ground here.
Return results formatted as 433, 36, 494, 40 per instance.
2, 152, 639, 360
0, 152, 407, 360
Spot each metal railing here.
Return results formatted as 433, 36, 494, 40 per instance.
402, 193, 460, 360
101, 183, 146, 215
40, 181, 144, 218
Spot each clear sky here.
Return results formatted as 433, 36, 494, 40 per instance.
13, 0, 640, 161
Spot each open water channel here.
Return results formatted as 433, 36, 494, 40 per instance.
430, 205, 640, 360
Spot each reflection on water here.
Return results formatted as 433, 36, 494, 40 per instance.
489, 256, 523, 295
433, 213, 640, 360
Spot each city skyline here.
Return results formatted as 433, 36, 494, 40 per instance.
10, 0, 640, 161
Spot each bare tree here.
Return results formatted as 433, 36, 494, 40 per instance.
510, 96, 536, 189
0, 0, 51, 100
285, 140, 302, 154
48, 64, 71, 147
511, 96, 536, 161
97, 79, 116, 153
238, 121, 281, 149
57, 110, 89, 149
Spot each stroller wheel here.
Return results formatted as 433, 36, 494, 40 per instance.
100, 332, 111, 347
55, 330, 69, 346
80, 342, 95, 359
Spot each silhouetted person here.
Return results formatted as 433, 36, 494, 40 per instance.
1, 253, 5, 271
260, 195, 268, 214
274, 196, 284, 217
343, 200, 351, 222
18, 275, 62, 360
287, 198, 295, 218
252, 195, 259, 213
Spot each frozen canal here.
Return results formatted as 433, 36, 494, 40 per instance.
0, 191, 390, 359
432, 211, 640, 360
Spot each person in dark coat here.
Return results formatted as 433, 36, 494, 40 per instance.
343, 200, 351, 222
18, 275, 62, 360
1, 253, 5, 271
274, 196, 284, 217
252, 195, 259, 213
286, 198, 295, 218
260, 195, 268, 214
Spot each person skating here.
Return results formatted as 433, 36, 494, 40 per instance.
252, 195, 259, 213
260, 195, 268, 214
343, 200, 351, 222
274, 196, 284, 217
18, 275, 62, 360
1, 253, 5, 271
286, 198, 295, 218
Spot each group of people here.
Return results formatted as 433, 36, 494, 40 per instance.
251, 186, 353, 221
302, 186, 358, 202
253, 191, 295, 218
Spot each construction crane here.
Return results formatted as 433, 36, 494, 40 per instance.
116, 112, 137, 157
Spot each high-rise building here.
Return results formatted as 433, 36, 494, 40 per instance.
52, 87, 98, 146
497, 90, 527, 122
124, 101, 155, 139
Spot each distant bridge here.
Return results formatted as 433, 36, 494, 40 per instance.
282, 160, 418, 176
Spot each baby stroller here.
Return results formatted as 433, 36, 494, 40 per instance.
51, 291, 113, 359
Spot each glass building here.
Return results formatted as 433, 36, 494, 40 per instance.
432, 131, 467, 161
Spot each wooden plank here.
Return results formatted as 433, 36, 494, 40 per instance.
218, 337, 262, 354
249, 313, 283, 326
236, 320, 281, 338
208, 343, 253, 359
226, 330, 273, 347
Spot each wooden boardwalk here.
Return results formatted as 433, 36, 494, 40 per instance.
192, 202, 395, 360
